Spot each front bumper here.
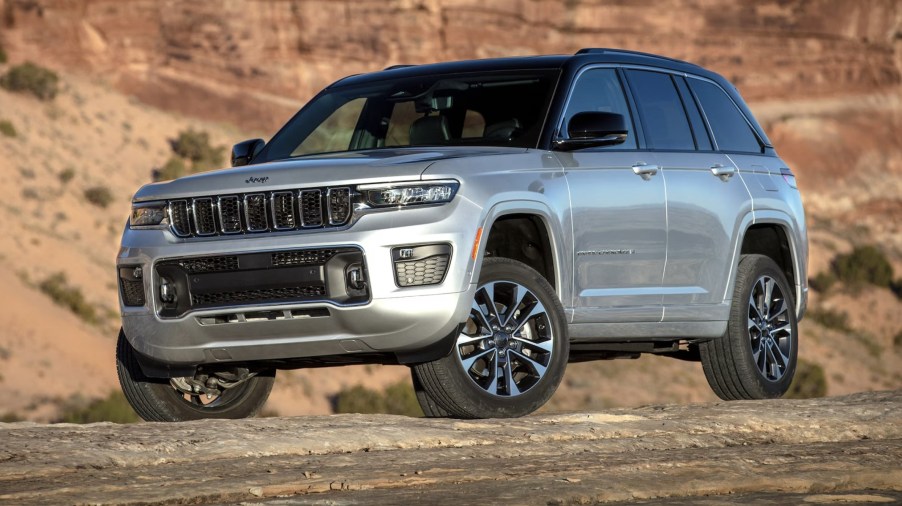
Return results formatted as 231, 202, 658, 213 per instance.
117, 198, 480, 372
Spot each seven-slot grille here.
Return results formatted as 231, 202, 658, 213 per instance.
167, 187, 352, 238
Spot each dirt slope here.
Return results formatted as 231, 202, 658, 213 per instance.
1, 391, 900, 505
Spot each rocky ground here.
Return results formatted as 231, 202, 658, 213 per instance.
1, 391, 899, 505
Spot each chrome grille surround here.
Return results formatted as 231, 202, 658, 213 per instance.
164, 187, 353, 238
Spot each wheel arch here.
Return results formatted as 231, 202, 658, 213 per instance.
469, 201, 570, 302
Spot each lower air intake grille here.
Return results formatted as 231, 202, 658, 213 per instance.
191, 286, 326, 307
271, 249, 337, 267
395, 255, 450, 287
176, 255, 240, 274
119, 277, 146, 306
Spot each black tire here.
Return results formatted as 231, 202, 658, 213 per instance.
413, 257, 568, 418
411, 368, 452, 418
116, 329, 275, 422
700, 254, 798, 400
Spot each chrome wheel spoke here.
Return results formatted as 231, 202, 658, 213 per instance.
457, 331, 492, 347
460, 348, 495, 372
512, 300, 545, 334
768, 298, 788, 323
502, 360, 521, 396
512, 335, 553, 353
502, 285, 530, 327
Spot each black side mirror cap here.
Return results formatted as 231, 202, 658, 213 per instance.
231, 138, 266, 167
553, 112, 628, 151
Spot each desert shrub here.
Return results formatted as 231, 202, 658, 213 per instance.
84, 185, 114, 208
171, 129, 224, 170
153, 156, 187, 182
806, 308, 851, 332
39, 272, 98, 324
832, 245, 894, 289
785, 360, 827, 399
808, 271, 836, 293
0, 62, 60, 101
333, 380, 423, 417
58, 167, 75, 184
1, 412, 24, 423
0, 42, 7, 64
0, 119, 15, 137
56, 391, 139, 424
894, 330, 902, 350
891, 279, 902, 300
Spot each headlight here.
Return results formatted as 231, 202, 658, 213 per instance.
130, 202, 167, 228
359, 180, 459, 208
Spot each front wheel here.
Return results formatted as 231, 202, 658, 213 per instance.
700, 254, 798, 400
413, 257, 569, 418
116, 330, 275, 421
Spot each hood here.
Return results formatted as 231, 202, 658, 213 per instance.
133, 147, 525, 202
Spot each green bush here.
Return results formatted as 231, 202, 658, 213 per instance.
333, 380, 423, 417
832, 245, 894, 289
894, 330, 902, 350
785, 360, 827, 399
84, 185, 115, 208
0, 62, 60, 101
39, 272, 98, 324
56, 391, 139, 424
806, 308, 851, 332
0, 43, 7, 64
58, 167, 75, 184
1, 412, 24, 423
0, 119, 15, 137
171, 129, 224, 170
808, 271, 836, 293
153, 156, 187, 182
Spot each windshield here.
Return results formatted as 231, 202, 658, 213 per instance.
262, 69, 560, 160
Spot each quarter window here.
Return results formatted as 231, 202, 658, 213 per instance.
561, 69, 636, 149
625, 70, 695, 151
688, 79, 762, 153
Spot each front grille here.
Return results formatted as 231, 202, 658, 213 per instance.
191, 286, 326, 306
166, 186, 353, 238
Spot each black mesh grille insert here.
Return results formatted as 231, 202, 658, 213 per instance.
395, 255, 450, 287
244, 194, 268, 231
191, 286, 326, 306
169, 201, 191, 237
193, 198, 216, 235
300, 189, 323, 227
271, 249, 337, 267
119, 277, 146, 306
272, 192, 296, 229
174, 255, 240, 274
327, 187, 351, 225
218, 196, 241, 233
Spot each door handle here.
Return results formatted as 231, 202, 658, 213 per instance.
632, 162, 659, 180
710, 164, 736, 180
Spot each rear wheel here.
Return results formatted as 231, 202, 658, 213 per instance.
700, 254, 798, 400
413, 257, 568, 418
116, 330, 275, 421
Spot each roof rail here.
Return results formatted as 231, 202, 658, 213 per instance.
574, 48, 697, 67
383, 64, 416, 71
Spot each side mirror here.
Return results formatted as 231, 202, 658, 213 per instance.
231, 138, 266, 167
552, 112, 628, 151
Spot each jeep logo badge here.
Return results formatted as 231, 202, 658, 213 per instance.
246, 176, 270, 184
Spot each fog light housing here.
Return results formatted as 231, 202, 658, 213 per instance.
392, 244, 452, 287
118, 266, 146, 307
160, 277, 177, 304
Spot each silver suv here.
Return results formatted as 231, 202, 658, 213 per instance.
116, 49, 808, 421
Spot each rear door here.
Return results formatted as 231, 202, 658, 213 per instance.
556, 67, 667, 323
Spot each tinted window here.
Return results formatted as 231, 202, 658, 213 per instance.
626, 70, 695, 150
562, 68, 636, 149
689, 79, 762, 153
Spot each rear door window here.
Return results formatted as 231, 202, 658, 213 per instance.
688, 78, 762, 153
561, 68, 636, 149
625, 70, 695, 151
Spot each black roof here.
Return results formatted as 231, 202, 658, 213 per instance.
329, 49, 716, 89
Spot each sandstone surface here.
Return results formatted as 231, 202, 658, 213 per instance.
1, 391, 900, 505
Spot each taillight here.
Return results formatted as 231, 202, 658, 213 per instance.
780, 168, 797, 189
